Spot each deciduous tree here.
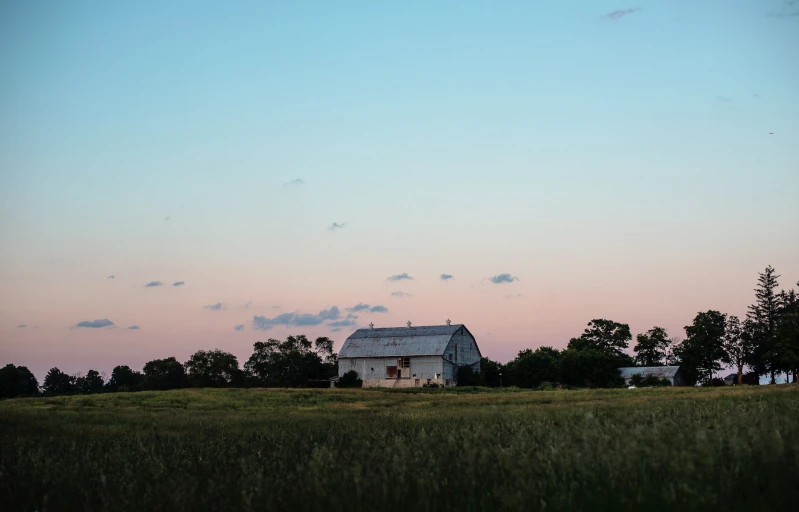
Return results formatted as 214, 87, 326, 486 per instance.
0, 364, 39, 398
633, 327, 671, 366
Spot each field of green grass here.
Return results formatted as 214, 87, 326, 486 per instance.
2, 385, 798, 511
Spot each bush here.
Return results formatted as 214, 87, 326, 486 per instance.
336, 370, 362, 388
629, 374, 672, 387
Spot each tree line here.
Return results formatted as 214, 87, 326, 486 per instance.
461, 265, 798, 389
1, 266, 797, 398
0, 335, 337, 398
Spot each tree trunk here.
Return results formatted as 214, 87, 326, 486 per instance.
737, 365, 743, 385
771, 370, 775, 384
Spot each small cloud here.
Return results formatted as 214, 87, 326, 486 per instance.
273, 305, 281, 309
328, 314, 358, 327
489, 273, 520, 284
284, 179, 305, 186
145, 281, 164, 287
164, 216, 171, 222
715, 96, 732, 102
107, 275, 115, 279
370, 305, 388, 313
75, 319, 115, 329
391, 290, 412, 298
388, 273, 414, 281
504, 294, 524, 299
234, 324, 245, 331
17, 324, 27, 328
243, 301, 252, 309
330, 327, 342, 332
204, 302, 224, 311
328, 222, 347, 230
753, 93, 761, 98
440, 274, 454, 281
127, 325, 140, 330
604, 7, 641, 20
348, 303, 371, 313
252, 306, 341, 331
172, 281, 185, 287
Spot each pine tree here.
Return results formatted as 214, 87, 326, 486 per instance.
747, 266, 780, 383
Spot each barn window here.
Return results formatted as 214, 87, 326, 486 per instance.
386, 366, 398, 378
370, 367, 374, 372
398, 357, 410, 368
350, 359, 355, 366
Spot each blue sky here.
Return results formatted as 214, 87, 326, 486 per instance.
1, 1, 798, 379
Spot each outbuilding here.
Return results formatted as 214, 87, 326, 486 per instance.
337, 321, 481, 387
618, 366, 686, 386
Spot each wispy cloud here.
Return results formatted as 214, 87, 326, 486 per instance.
328, 314, 358, 327
17, 324, 27, 328
145, 281, 164, 287
330, 327, 343, 332
715, 95, 732, 102
204, 302, 224, 311
234, 324, 245, 331
489, 273, 520, 284
391, 290, 412, 298
328, 222, 347, 230
347, 303, 389, 313
284, 178, 305, 186
604, 7, 641, 20
75, 319, 115, 329
172, 281, 185, 287
164, 216, 171, 222
770, 1, 799, 17
348, 303, 371, 312
243, 301, 252, 309
440, 274, 454, 281
388, 273, 414, 281
505, 294, 524, 299
273, 305, 281, 309
252, 306, 341, 331
107, 275, 115, 279
127, 325, 140, 330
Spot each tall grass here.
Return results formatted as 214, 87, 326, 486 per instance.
1, 385, 797, 511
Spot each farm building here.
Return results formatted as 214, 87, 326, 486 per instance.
618, 366, 686, 386
337, 321, 481, 388
723, 372, 759, 385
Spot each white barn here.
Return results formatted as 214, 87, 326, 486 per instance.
337, 322, 481, 387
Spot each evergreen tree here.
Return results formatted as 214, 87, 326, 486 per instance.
746, 266, 780, 382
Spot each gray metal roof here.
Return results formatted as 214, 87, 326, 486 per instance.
338, 324, 471, 358
619, 366, 681, 379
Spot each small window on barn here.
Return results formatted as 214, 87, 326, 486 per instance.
350, 359, 355, 366
398, 357, 410, 368
370, 367, 374, 372
386, 366, 398, 378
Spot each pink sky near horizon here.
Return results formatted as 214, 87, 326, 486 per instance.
2, 249, 797, 381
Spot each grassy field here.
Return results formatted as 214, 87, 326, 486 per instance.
1, 385, 798, 511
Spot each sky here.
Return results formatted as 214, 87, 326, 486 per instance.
1, 1, 798, 381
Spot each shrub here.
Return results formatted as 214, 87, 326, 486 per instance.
336, 370, 362, 388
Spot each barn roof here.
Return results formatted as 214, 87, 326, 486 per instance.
618, 366, 681, 379
338, 324, 475, 358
